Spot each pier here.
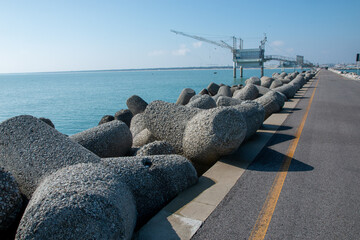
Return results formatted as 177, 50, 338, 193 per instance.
171, 30, 314, 78
3, 69, 360, 239
137, 69, 360, 239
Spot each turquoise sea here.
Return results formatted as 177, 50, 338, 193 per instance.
0, 68, 305, 135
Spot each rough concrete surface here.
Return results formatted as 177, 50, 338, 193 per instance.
0, 168, 22, 231
126, 95, 148, 116
176, 88, 196, 105
254, 91, 285, 120
70, 120, 132, 158
187, 94, 217, 109
245, 76, 261, 86
216, 85, 232, 97
114, 109, 133, 127
233, 84, 259, 100
207, 82, 220, 96
132, 128, 157, 148
130, 113, 147, 138
16, 163, 136, 240
143, 100, 201, 153
0, 115, 100, 199
274, 83, 297, 99
38, 117, 55, 128
101, 155, 198, 227
98, 115, 114, 125
183, 107, 247, 171
216, 96, 243, 107
260, 76, 274, 88
136, 141, 176, 156
231, 100, 265, 140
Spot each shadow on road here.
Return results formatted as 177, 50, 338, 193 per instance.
261, 124, 293, 131
278, 107, 302, 113
265, 133, 295, 146
292, 96, 310, 99
246, 147, 314, 172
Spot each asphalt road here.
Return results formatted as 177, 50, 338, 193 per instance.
192, 70, 360, 239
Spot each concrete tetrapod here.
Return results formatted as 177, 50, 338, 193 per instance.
176, 88, 196, 105
279, 72, 287, 78
70, 120, 132, 158
126, 95, 148, 116
136, 141, 176, 156
269, 79, 283, 89
272, 72, 280, 78
287, 74, 295, 81
254, 90, 286, 120
230, 86, 241, 95
0, 168, 23, 231
260, 76, 274, 88
183, 107, 247, 174
216, 96, 243, 107
101, 155, 198, 227
207, 82, 220, 96
143, 101, 201, 153
216, 85, 232, 97
290, 71, 299, 78
290, 81, 301, 93
230, 101, 265, 140
274, 83, 298, 99
114, 109, 133, 127
233, 84, 259, 100
130, 113, 147, 138
0, 115, 100, 199
280, 77, 292, 84
98, 115, 114, 125
188, 95, 200, 102
15, 163, 137, 240
187, 94, 217, 109
304, 73, 312, 81
199, 88, 209, 95
254, 85, 272, 96
132, 129, 157, 148
38, 117, 55, 128
245, 76, 261, 86
290, 75, 306, 91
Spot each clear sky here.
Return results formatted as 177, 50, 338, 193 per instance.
0, 0, 359, 73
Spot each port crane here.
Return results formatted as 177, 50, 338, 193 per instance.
171, 30, 313, 77
171, 29, 266, 77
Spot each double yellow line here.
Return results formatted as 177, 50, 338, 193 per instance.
249, 77, 320, 240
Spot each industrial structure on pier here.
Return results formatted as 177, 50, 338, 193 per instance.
171, 30, 313, 77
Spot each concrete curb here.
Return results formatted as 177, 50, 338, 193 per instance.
135, 77, 317, 240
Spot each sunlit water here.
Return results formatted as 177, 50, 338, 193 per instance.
0, 68, 305, 135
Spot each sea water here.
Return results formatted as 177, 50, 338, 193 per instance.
0, 68, 304, 135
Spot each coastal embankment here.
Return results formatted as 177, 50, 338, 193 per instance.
329, 68, 360, 80
0, 69, 316, 239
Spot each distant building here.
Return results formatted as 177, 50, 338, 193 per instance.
296, 55, 304, 65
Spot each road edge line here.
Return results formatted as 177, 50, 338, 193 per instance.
248, 76, 320, 240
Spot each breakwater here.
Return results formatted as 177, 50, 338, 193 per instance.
329, 68, 360, 81
0, 69, 317, 239
0, 68, 307, 135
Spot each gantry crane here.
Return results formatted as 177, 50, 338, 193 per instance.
170, 29, 238, 51
171, 29, 266, 77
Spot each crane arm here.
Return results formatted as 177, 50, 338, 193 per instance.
171, 30, 234, 51
220, 40, 233, 50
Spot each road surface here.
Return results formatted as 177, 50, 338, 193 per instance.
192, 70, 360, 239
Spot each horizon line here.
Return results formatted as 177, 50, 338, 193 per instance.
0, 66, 235, 75
0, 65, 310, 75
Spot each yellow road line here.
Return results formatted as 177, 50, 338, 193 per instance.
248, 77, 320, 240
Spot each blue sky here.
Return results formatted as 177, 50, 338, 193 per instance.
0, 0, 359, 73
